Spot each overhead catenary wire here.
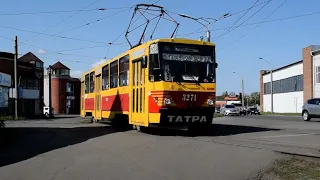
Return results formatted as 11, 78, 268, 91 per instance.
102, 3, 164, 59
175, 0, 269, 38
218, 0, 289, 52
178, 9, 320, 37
102, 12, 146, 59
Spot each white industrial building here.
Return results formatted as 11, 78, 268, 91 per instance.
260, 45, 320, 113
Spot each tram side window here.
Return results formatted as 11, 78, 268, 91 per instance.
85, 74, 89, 94
102, 64, 109, 90
110, 60, 118, 88
119, 55, 129, 86
89, 72, 95, 93
149, 44, 161, 82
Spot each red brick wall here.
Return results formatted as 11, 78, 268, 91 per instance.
51, 77, 80, 114
303, 46, 313, 102
51, 78, 69, 114
260, 70, 266, 112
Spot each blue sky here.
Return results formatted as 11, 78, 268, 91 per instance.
1, 0, 320, 95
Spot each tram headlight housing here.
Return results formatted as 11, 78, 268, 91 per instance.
207, 99, 214, 106
164, 98, 171, 105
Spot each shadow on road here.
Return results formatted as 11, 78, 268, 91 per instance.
52, 115, 80, 119
143, 124, 280, 137
0, 126, 123, 168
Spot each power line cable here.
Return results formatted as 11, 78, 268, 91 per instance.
0, 7, 128, 16
214, 0, 260, 41
231, 0, 271, 16
176, 0, 269, 38
0, 25, 116, 44
219, 0, 288, 52
178, 10, 320, 37
1, 34, 106, 59
214, 0, 272, 41
53, 8, 130, 35
52, 43, 128, 53
20, 41, 103, 59
23, 0, 104, 44
1, 35, 94, 64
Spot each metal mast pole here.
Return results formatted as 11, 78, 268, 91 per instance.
14, 36, 18, 119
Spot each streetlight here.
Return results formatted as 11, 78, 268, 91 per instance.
259, 57, 273, 113
233, 71, 245, 111
46, 65, 53, 118
178, 13, 230, 42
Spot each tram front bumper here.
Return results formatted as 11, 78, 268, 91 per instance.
156, 107, 215, 126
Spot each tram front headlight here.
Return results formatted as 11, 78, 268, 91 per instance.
207, 99, 214, 106
164, 98, 171, 105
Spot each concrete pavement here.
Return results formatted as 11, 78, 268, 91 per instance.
1, 115, 320, 180
0, 117, 282, 180
211, 115, 320, 157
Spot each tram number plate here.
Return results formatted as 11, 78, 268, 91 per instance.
167, 115, 207, 123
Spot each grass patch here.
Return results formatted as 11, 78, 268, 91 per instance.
214, 113, 224, 118
261, 112, 301, 116
262, 156, 320, 180
0, 116, 25, 121
80, 119, 93, 124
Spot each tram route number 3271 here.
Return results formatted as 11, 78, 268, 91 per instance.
182, 94, 196, 101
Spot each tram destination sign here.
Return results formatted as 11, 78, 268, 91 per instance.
162, 53, 212, 63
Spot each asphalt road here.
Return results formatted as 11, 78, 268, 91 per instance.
242, 114, 305, 122
0, 115, 319, 180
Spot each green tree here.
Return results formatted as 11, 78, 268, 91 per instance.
221, 91, 228, 97
249, 92, 260, 106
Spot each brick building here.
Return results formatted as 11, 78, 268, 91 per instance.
260, 45, 320, 113
44, 61, 80, 114
0, 52, 44, 117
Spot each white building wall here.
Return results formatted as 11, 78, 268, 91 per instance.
43, 76, 49, 107
313, 54, 320, 98
262, 62, 303, 113
263, 92, 303, 113
263, 63, 303, 83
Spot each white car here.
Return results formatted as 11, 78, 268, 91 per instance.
221, 104, 240, 116
43, 106, 54, 117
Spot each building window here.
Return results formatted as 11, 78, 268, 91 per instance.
69, 84, 74, 96
89, 72, 95, 93
61, 69, 70, 76
264, 74, 303, 95
53, 69, 59, 75
119, 55, 129, 86
85, 74, 89, 94
36, 61, 43, 68
316, 66, 320, 83
102, 64, 109, 90
110, 60, 118, 88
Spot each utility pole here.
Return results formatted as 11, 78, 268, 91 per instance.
47, 66, 53, 118
259, 57, 273, 113
233, 71, 245, 110
14, 36, 18, 119
241, 78, 245, 110
270, 69, 273, 113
